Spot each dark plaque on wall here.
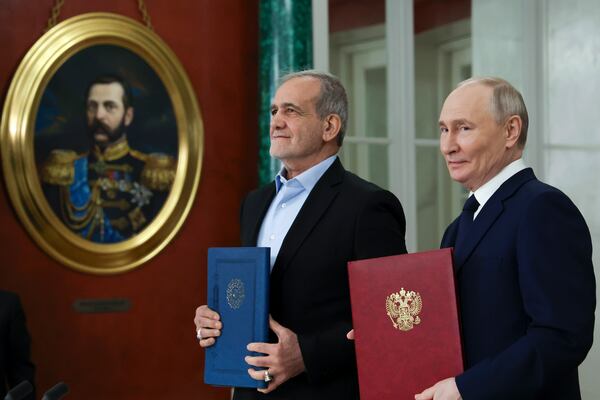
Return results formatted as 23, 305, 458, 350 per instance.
73, 298, 132, 313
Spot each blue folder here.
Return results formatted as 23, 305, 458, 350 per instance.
204, 247, 270, 388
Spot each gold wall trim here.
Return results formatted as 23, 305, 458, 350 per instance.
1, 13, 204, 274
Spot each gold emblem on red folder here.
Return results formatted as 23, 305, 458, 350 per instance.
386, 288, 422, 331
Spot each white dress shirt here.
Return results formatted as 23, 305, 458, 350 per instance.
471, 158, 527, 219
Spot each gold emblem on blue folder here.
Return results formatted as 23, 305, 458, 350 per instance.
386, 288, 422, 331
226, 278, 245, 309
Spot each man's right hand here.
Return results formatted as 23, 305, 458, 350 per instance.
194, 305, 222, 348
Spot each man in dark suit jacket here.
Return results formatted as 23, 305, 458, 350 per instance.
416, 77, 595, 400
0, 290, 35, 400
195, 70, 407, 399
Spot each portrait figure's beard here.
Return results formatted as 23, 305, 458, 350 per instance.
88, 117, 127, 150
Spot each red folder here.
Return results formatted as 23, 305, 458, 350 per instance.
348, 248, 463, 400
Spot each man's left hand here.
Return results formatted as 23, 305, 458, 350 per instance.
415, 377, 461, 400
245, 316, 306, 394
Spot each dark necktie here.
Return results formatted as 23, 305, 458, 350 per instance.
454, 195, 480, 251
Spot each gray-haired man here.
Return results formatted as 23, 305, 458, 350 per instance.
195, 70, 407, 399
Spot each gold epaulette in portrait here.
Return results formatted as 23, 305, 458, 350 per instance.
40, 149, 81, 186
141, 153, 176, 191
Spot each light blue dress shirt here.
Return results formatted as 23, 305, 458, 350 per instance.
257, 155, 337, 269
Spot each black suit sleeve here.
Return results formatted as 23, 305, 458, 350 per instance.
353, 189, 407, 259
3, 293, 35, 399
298, 189, 407, 384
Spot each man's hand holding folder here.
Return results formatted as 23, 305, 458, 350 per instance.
194, 305, 306, 391
244, 316, 306, 394
195, 305, 221, 348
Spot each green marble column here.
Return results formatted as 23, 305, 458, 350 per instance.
258, 0, 313, 185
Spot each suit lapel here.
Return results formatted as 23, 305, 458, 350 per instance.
454, 168, 536, 272
453, 198, 504, 271
243, 185, 276, 247
271, 158, 344, 277
441, 218, 459, 249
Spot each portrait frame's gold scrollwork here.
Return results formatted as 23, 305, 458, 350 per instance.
0, 13, 203, 274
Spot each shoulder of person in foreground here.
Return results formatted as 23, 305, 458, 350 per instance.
0, 290, 36, 398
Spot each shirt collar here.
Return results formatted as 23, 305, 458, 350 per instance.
472, 158, 527, 209
275, 155, 337, 193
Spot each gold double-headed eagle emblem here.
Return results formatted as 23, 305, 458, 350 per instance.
386, 288, 422, 331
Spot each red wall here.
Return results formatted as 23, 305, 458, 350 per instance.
0, 1, 258, 398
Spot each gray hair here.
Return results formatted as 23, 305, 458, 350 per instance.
280, 70, 348, 146
458, 77, 529, 148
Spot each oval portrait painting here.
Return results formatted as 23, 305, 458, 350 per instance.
2, 13, 202, 273
35, 44, 178, 243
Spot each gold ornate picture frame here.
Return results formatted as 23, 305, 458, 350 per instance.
1, 13, 203, 274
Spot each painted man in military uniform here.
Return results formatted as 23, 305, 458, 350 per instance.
41, 75, 175, 243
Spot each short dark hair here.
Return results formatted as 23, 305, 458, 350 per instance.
279, 70, 348, 146
85, 74, 133, 109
